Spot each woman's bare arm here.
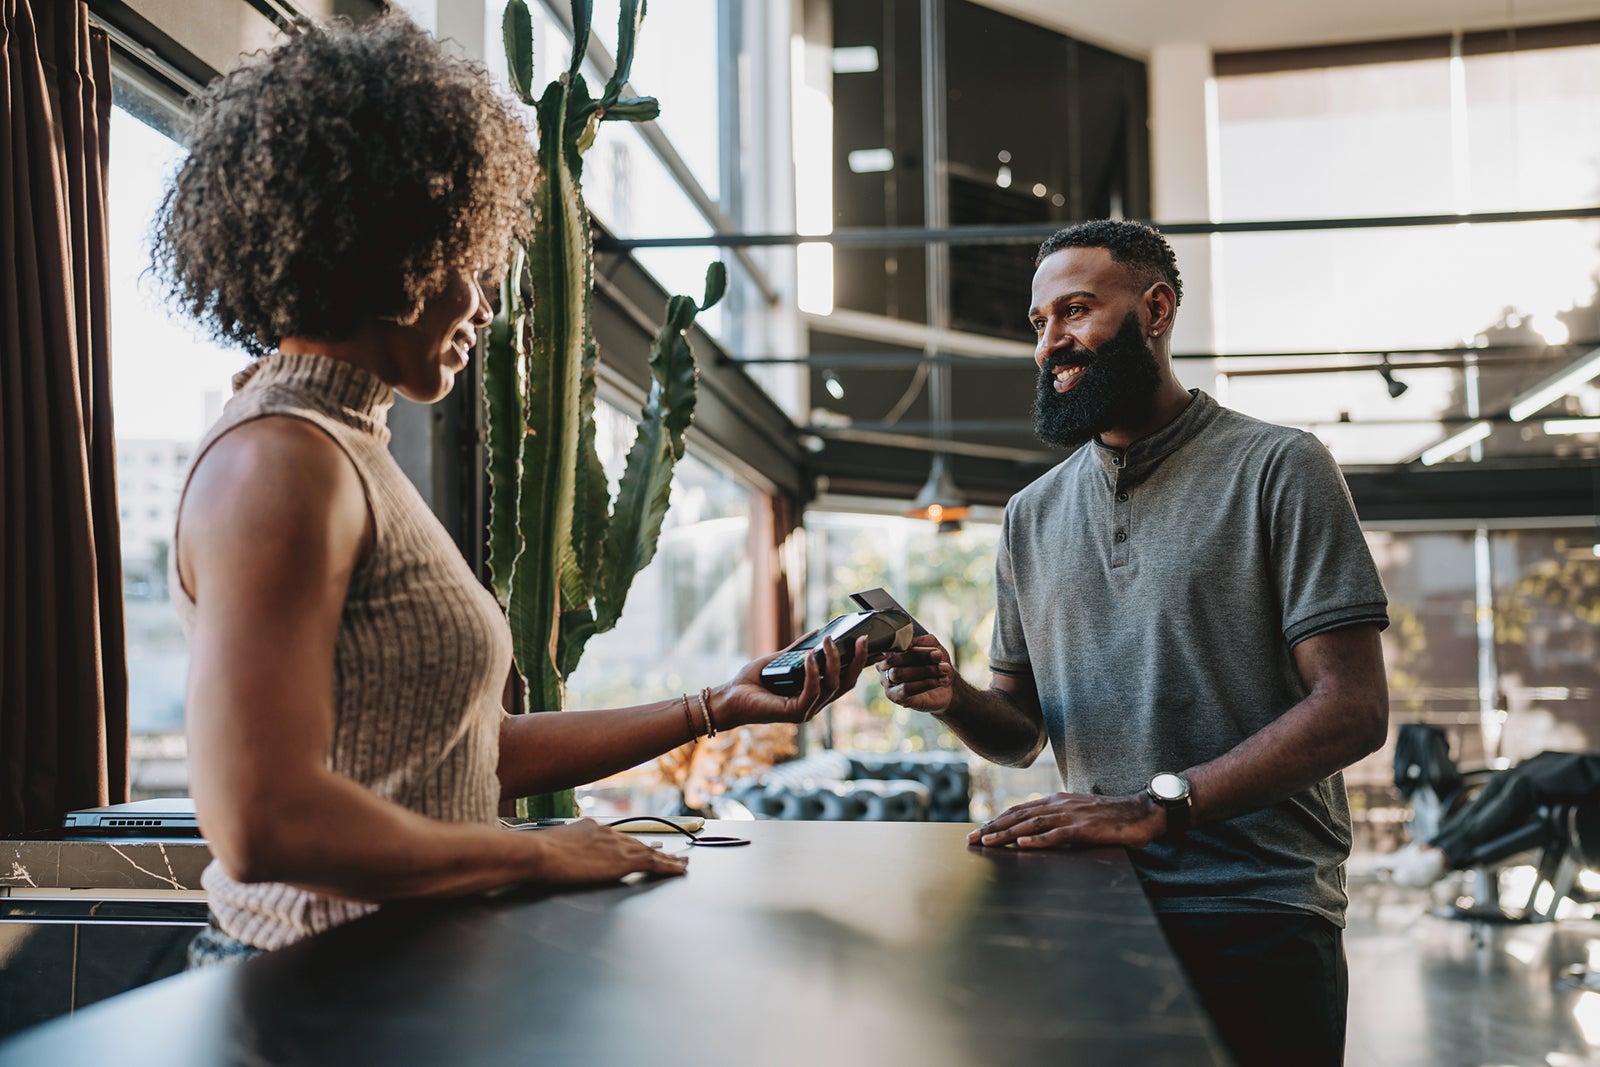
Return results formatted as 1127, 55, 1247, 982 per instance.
179, 417, 681, 902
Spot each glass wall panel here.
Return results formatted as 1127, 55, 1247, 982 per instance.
588, 0, 721, 200
110, 101, 250, 799
568, 400, 755, 814
480, 0, 733, 341
829, 0, 1148, 340
1464, 45, 1600, 213
1213, 45, 1600, 466
1211, 221, 1600, 357
802, 511, 1061, 818
1215, 60, 1454, 221
1364, 529, 1482, 744
583, 120, 727, 339
1491, 528, 1600, 760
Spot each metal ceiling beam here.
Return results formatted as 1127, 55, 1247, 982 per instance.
596, 205, 1600, 251
810, 434, 1600, 523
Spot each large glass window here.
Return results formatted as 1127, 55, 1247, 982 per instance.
481, 0, 740, 343
568, 399, 757, 815
799, 518, 1600, 836
1348, 526, 1600, 849
587, 0, 721, 200
1212, 42, 1600, 467
802, 511, 1061, 818
829, 0, 1148, 341
110, 85, 250, 799
1491, 527, 1600, 760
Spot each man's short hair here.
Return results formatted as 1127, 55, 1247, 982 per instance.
1035, 220, 1183, 307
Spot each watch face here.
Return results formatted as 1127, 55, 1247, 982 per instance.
1149, 773, 1188, 802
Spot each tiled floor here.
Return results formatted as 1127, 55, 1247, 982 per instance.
1346, 860, 1600, 1067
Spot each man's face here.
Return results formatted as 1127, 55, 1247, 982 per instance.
1027, 247, 1163, 449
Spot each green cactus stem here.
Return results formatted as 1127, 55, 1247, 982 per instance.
484, 0, 725, 819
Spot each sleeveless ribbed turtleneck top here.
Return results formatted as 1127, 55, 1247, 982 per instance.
171, 352, 513, 950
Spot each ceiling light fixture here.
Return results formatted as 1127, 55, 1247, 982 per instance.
1419, 421, 1492, 466
1378, 354, 1408, 398
907, 453, 970, 526
823, 369, 846, 400
1508, 347, 1600, 422
1544, 418, 1600, 435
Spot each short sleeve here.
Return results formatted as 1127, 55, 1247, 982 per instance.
1264, 432, 1390, 647
988, 501, 1031, 675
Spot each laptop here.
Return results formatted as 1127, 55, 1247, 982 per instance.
62, 797, 201, 837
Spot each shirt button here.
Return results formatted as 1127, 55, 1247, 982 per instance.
1115, 530, 1128, 543
1117, 492, 1129, 502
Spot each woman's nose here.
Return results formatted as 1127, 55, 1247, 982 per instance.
471, 281, 494, 328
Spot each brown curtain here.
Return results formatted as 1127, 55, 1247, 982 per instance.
1, 0, 126, 835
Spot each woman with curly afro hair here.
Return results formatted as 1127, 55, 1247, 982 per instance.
157, 14, 865, 964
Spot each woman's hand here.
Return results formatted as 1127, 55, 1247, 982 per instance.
529, 819, 688, 884
712, 634, 870, 728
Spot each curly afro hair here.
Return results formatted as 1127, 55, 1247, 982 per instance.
151, 13, 537, 356
1035, 219, 1183, 307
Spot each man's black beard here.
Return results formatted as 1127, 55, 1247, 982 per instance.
1032, 312, 1164, 449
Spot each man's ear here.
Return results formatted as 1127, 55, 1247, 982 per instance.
1144, 282, 1178, 339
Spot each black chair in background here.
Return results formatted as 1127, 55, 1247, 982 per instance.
1393, 724, 1600, 929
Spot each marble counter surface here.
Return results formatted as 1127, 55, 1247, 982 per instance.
2, 837, 210, 893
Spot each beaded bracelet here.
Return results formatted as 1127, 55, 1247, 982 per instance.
694, 688, 717, 737
679, 693, 701, 741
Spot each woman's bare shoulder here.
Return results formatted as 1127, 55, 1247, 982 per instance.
178, 415, 372, 592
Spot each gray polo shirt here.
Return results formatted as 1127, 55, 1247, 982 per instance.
989, 390, 1388, 925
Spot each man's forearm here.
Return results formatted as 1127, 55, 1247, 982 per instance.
1187, 691, 1384, 827
1186, 626, 1388, 827
934, 673, 1048, 767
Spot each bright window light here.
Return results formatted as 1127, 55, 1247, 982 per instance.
1534, 315, 1572, 346
831, 46, 879, 74
1419, 420, 1492, 465
847, 148, 894, 174
1508, 347, 1600, 421
1545, 418, 1600, 435
792, 35, 833, 316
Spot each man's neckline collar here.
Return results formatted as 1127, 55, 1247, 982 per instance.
1089, 390, 1217, 476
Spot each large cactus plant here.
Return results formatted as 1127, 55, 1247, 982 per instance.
488, 0, 726, 817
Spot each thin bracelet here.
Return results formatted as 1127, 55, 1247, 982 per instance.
694, 689, 717, 737
699, 686, 718, 736
679, 693, 701, 741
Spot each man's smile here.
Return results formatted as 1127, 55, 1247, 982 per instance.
1052, 363, 1089, 393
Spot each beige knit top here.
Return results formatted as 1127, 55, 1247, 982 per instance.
171, 353, 512, 950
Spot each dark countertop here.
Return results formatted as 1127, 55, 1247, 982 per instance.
2, 837, 210, 893
0, 821, 1232, 1066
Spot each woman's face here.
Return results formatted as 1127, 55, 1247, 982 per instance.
377, 268, 493, 403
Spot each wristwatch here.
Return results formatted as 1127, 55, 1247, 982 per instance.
1146, 772, 1193, 835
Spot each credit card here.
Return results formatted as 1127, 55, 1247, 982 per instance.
849, 587, 928, 636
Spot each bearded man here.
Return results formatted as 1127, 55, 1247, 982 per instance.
878, 220, 1390, 1067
